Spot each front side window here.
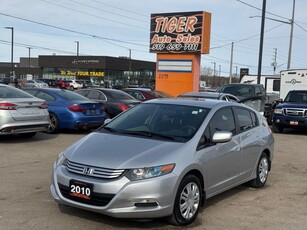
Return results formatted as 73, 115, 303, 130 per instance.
209, 107, 236, 135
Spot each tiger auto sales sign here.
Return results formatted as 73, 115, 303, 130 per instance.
150, 11, 211, 54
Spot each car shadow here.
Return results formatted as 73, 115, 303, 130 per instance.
0, 132, 59, 143
55, 184, 251, 228
0, 129, 94, 143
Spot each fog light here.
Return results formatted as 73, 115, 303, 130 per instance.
132, 199, 159, 207
276, 119, 280, 123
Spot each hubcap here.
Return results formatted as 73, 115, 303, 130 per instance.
179, 182, 200, 220
48, 115, 56, 132
259, 157, 269, 183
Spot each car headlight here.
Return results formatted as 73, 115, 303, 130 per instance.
126, 164, 175, 181
274, 108, 283, 114
56, 152, 67, 166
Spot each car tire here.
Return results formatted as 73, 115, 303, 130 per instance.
70, 86, 74, 90
47, 113, 59, 134
168, 174, 202, 226
19, 132, 36, 138
249, 152, 269, 188
272, 123, 283, 133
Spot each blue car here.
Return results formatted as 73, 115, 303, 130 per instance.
24, 88, 107, 133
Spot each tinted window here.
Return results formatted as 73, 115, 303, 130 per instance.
108, 90, 136, 100
273, 80, 280, 91
234, 108, 254, 132
35, 91, 56, 102
209, 107, 236, 135
87, 91, 102, 100
57, 90, 90, 101
76, 90, 88, 96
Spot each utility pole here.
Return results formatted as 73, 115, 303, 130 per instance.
219, 65, 221, 86
272, 48, 277, 75
5, 27, 14, 78
128, 49, 132, 86
212, 62, 216, 87
287, 0, 295, 70
257, 0, 266, 84
229, 42, 234, 83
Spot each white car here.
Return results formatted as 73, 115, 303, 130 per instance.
24, 80, 49, 88
66, 80, 82, 90
0, 83, 50, 137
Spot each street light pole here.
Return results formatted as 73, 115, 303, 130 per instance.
74, 41, 79, 77
5, 27, 14, 78
27, 47, 31, 74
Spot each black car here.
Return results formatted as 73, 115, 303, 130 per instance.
0, 78, 10, 85
75, 88, 141, 118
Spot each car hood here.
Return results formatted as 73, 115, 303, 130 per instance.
64, 132, 184, 169
276, 102, 307, 108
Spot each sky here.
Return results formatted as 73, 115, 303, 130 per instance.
1, 0, 307, 76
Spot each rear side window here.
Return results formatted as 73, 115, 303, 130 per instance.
234, 107, 258, 132
35, 91, 56, 102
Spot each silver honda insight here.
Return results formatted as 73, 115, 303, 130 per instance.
51, 99, 274, 226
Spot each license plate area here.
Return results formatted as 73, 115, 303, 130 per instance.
86, 109, 98, 115
69, 180, 93, 200
290, 121, 299, 125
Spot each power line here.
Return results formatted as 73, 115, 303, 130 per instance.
211, 24, 284, 50
0, 12, 148, 48
89, 0, 148, 18
40, 0, 147, 30
0, 39, 78, 55
236, 0, 290, 21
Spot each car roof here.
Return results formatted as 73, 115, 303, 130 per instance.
178, 92, 222, 98
143, 98, 236, 109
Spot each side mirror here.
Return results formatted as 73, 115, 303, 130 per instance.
104, 118, 112, 125
212, 131, 233, 143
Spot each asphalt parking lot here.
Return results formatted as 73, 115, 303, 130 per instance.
0, 129, 306, 230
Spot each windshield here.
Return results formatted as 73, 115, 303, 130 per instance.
99, 103, 210, 142
218, 85, 255, 98
284, 91, 307, 103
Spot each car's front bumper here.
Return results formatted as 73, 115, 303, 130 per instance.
50, 163, 178, 219
272, 114, 307, 129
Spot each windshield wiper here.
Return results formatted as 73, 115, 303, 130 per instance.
103, 126, 117, 133
119, 130, 180, 141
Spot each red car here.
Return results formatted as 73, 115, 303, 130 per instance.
121, 88, 173, 101
56, 80, 69, 89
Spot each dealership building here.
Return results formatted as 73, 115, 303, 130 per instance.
0, 55, 156, 88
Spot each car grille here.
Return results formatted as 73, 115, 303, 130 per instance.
66, 159, 125, 179
283, 108, 307, 117
58, 183, 115, 206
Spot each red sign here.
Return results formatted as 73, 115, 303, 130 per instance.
150, 11, 211, 54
